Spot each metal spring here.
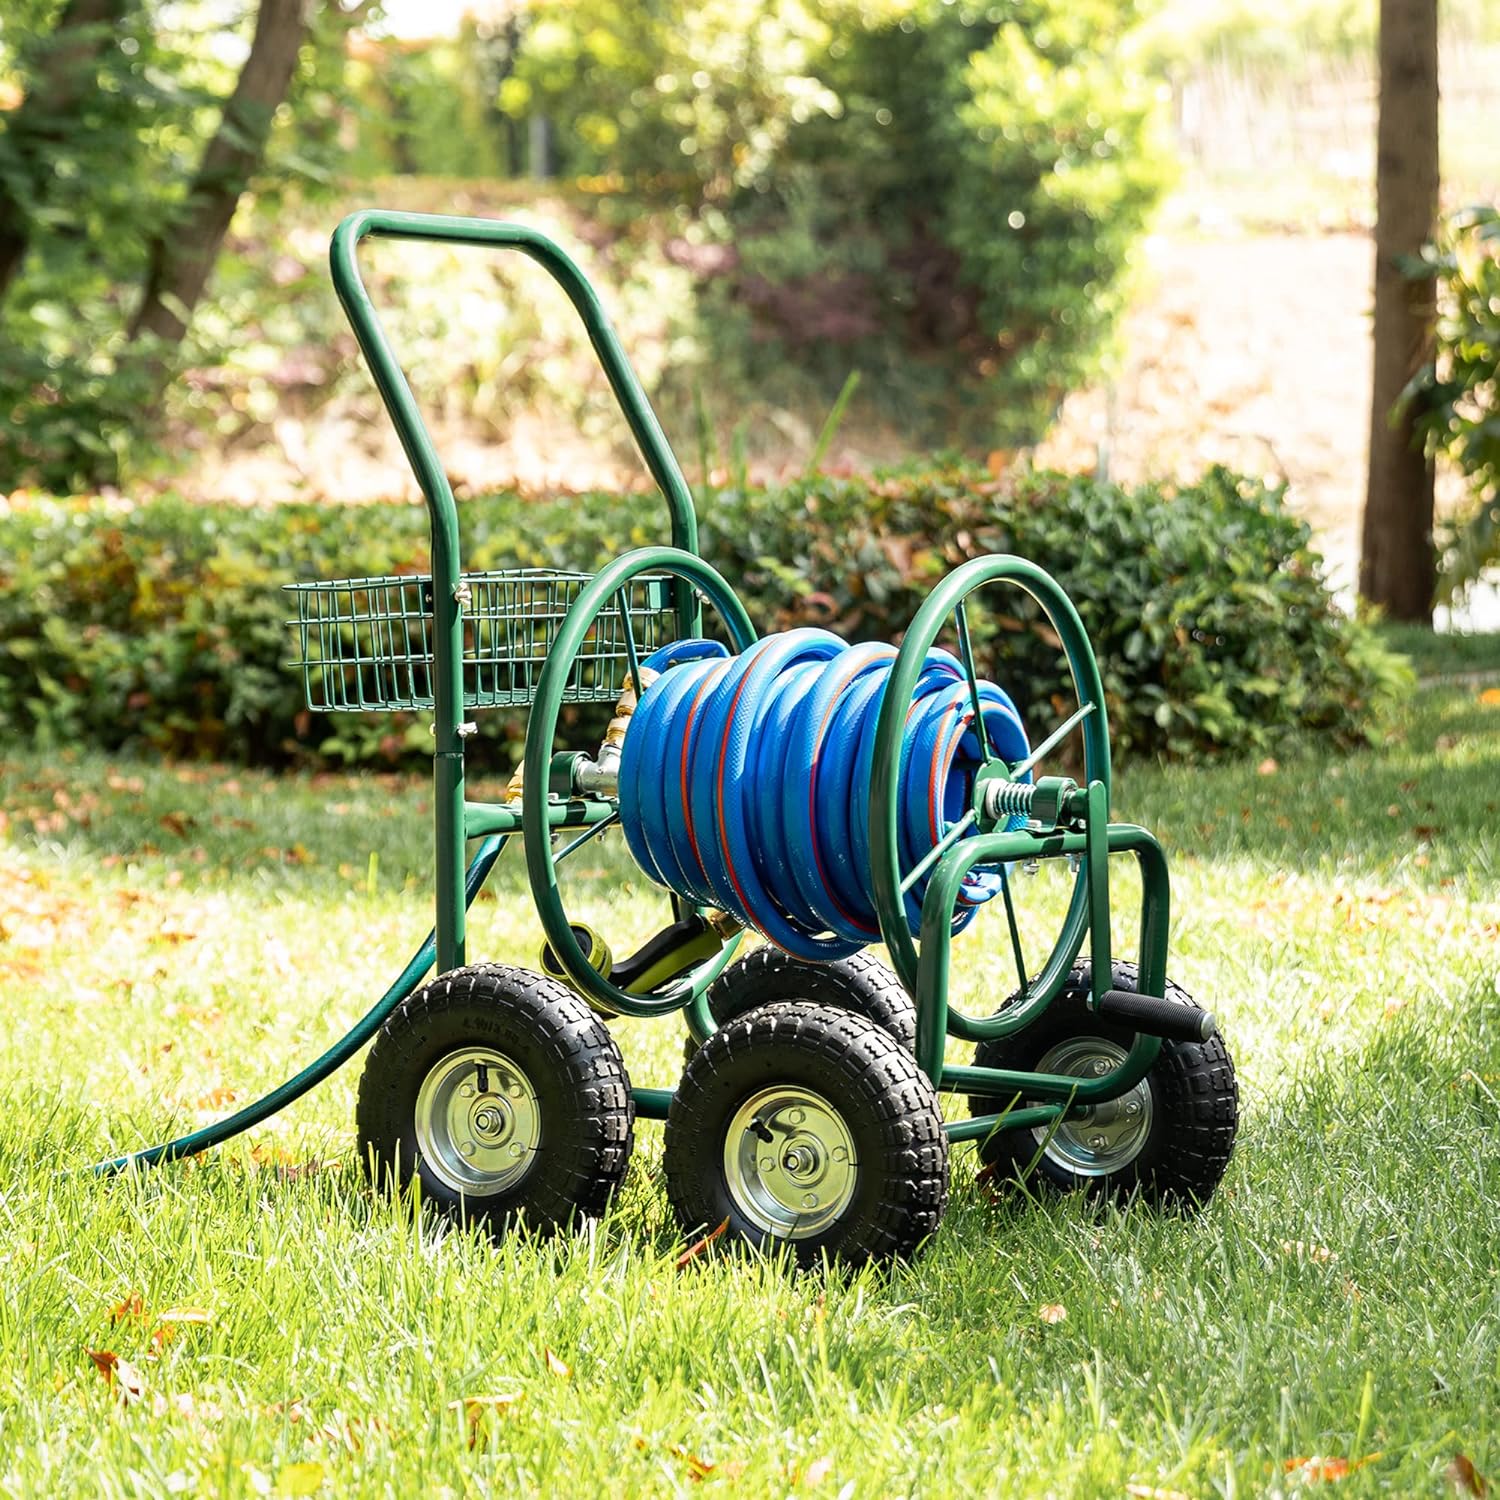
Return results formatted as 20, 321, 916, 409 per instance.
985, 780, 1036, 818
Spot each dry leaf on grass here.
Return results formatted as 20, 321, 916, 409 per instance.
109, 1295, 145, 1326
450, 1392, 524, 1450
1283, 1453, 1381, 1483
543, 1347, 571, 1380
674, 1217, 730, 1270
1447, 1454, 1491, 1497
87, 1348, 145, 1403
1278, 1240, 1336, 1264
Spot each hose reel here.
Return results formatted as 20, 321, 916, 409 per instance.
615, 628, 1034, 961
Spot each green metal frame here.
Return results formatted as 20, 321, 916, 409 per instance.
330, 208, 701, 975
328, 208, 1179, 1142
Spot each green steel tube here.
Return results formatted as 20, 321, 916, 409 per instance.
522, 547, 756, 1019
1084, 778, 1111, 1010
330, 208, 703, 974
869, 555, 1112, 1011
944, 1105, 1063, 1143
914, 823, 1167, 1090
463, 797, 618, 839
631, 1087, 675, 1121
329, 210, 699, 555
89, 835, 510, 1175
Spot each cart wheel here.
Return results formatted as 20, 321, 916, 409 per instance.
356, 963, 634, 1236
683, 947, 916, 1062
966, 961, 1237, 1209
664, 1002, 948, 1267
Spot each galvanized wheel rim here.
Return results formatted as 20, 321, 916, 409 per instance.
414, 1047, 541, 1197
723, 1086, 858, 1240
1031, 1036, 1153, 1177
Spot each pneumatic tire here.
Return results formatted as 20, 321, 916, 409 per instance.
356, 963, 634, 1236
966, 961, 1237, 1209
664, 1001, 948, 1267
684, 947, 917, 1062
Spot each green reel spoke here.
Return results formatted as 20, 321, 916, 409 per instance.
998, 865, 1029, 996
953, 598, 994, 764
1009, 699, 1097, 780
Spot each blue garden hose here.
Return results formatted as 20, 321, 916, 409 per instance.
618, 630, 1031, 961
87, 835, 510, 1175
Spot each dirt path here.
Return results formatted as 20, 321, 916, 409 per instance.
1037, 230, 1494, 628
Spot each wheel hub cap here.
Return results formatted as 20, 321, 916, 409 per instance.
415, 1047, 541, 1196
724, 1087, 858, 1240
1032, 1036, 1153, 1176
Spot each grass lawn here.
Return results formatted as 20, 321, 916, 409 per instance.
1, 663, 1496, 1497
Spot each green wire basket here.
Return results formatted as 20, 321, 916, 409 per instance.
285, 568, 673, 713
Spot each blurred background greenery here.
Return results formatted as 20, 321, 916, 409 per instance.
0, 0, 1496, 767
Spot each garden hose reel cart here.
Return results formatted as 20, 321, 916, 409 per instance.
114, 209, 1240, 1265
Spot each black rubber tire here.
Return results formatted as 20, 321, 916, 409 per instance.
684, 947, 917, 1062
966, 960, 1237, 1209
664, 1001, 949, 1267
356, 963, 634, 1236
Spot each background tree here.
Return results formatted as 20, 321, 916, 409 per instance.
0, 0, 355, 490
1359, 0, 1440, 623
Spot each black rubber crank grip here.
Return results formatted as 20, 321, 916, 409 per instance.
1096, 989, 1217, 1043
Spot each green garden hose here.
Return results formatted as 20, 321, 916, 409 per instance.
89, 835, 509, 1175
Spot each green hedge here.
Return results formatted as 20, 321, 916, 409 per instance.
0, 466, 1407, 769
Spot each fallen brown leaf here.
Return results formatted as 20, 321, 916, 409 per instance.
666, 1444, 716, 1480
674, 1217, 730, 1270
87, 1348, 145, 1404
1447, 1454, 1491, 1497
449, 1392, 525, 1449
109, 1294, 145, 1326
1283, 1453, 1381, 1483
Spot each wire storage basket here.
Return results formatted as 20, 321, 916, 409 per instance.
285, 569, 674, 713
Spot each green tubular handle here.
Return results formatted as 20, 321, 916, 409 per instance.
521, 546, 758, 1019
329, 209, 700, 558
330, 208, 702, 974
869, 554, 1112, 1015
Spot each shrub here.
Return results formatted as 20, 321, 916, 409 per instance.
1406, 206, 1500, 603
0, 466, 1404, 771
507, 0, 1170, 446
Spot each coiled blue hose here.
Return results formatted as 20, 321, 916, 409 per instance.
618, 629, 1031, 961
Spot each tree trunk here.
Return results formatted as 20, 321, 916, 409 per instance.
1359, 0, 1440, 623
129, 0, 310, 356
0, 0, 132, 302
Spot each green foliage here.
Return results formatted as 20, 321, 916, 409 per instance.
0, 0, 362, 491
1405, 206, 1500, 604
508, 0, 1171, 445
0, 465, 1403, 769
698, 464, 1407, 759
